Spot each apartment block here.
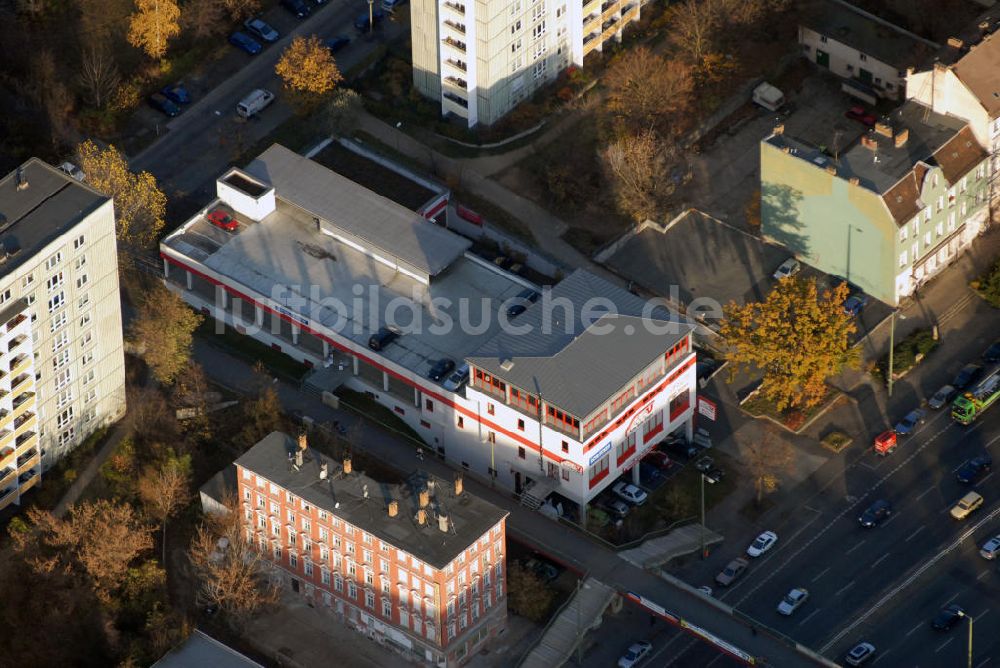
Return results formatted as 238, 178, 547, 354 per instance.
236, 431, 509, 667
0, 299, 40, 511
411, 0, 639, 126
0, 160, 126, 493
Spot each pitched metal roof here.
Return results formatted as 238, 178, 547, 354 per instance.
244, 144, 469, 278
467, 270, 692, 418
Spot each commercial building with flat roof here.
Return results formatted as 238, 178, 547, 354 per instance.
0, 160, 126, 503
160, 145, 697, 517
236, 431, 508, 667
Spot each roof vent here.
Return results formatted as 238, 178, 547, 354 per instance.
825, 165, 838, 175
297, 432, 308, 451
416, 509, 427, 525
343, 457, 352, 474
294, 450, 303, 468
15, 168, 28, 191
319, 463, 328, 480
500, 358, 514, 371
454, 475, 463, 497
388, 500, 399, 517
947, 37, 964, 49
773, 124, 785, 135
419, 488, 430, 508
438, 513, 450, 533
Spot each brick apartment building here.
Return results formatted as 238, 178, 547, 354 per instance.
235, 431, 509, 667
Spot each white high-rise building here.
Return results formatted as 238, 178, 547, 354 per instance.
411, 0, 640, 126
0, 160, 127, 510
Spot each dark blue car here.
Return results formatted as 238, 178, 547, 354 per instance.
324, 35, 351, 52
147, 92, 180, 117
354, 8, 386, 30
843, 293, 869, 316
161, 82, 191, 105
282, 0, 311, 17
956, 455, 992, 484
229, 31, 263, 55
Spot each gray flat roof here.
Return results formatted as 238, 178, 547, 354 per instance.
765, 100, 967, 194
235, 432, 508, 569
152, 630, 264, 668
244, 144, 469, 278
468, 270, 692, 418
0, 159, 108, 276
164, 198, 528, 379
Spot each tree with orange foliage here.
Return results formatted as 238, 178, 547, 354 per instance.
604, 47, 694, 136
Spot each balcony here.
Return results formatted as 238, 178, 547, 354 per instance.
443, 0, 465, 13
443, 92, 469, 108
443, 19, 466, 34
16, 431, 36, 450
0, 445, 13, 468
444, 76, 468, 90
13, 411, 35, 436
583, 12, 600, 30
10, 373, 31, 396
621, 3, 638, 22
5, 313, 27, 331
583, 0, 600, 13
600, 0, 619, 21
12, 391, 34, 414
601, 18, 619, 40
442, 36, 466, 53
17, 471, 38, 494
0, 466, 14, 488
7, 334, 27, 355
9, 353, 30, 377
445, 58, 467, 72
0, 485, 16, 510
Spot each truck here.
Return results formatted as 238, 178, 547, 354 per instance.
752, 82, 785, 112
236, 88, 275, 119
952, 366, 1000, 425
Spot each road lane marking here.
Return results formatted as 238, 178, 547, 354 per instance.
976, 657, 991, 668
858, 461, 877, 471
978, 570, 990, 580
845, 539, 868, 555
870, 553, 891, 569
935, 637, 954, 653
905, 526, 925, 542
954, 460, 970, 473
905, 622, 923, 637
978, 472, 994, 485
944, 592, 961, 606
836, 580, 856, 597
811, 567, 831, 583
797, 608, 821, 627
916, 487, 937, 502
882, 511, 900, 527
975, 608, 990, 622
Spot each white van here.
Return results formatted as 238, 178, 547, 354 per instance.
752, 82, 785, 112
236, 88, 275, 119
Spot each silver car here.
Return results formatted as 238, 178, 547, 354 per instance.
845, 641, 876, 666
980, 535, 1000, 559
928, 385, 956, 410
442, 362, 469, 392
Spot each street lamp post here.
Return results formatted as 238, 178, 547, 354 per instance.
368, 0, 374, 35
966, 613, 973, 668
699, 472, 706, 558
888, 309, 896, 397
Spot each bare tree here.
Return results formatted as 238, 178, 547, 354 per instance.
601, 130, 681, 223
221, 0, 260, 20
138, 451, 192, 564
604, 48, 694, 136
188, 500, 279, 628
79, 46, 121, 109
182, 0, 227, 38
742, 430, 795, 506
671, 0, 720, 63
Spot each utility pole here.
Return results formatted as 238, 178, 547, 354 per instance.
967, 614, 974, 668
700, 472, 706, 558
368, 0, 374, 35
887, 309, 896, 397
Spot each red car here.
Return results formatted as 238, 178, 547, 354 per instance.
873, 430, 897, 456
207, 209, 238, 231
643, 450, 674, 471
845, 105, 877, 127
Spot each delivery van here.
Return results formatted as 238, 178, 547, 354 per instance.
237, 88, 275, 119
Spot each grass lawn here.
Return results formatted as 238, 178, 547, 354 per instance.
196, 320, 309, 382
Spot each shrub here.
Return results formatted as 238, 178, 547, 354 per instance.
874, 328, 938, 380
974, 258, 1000, 307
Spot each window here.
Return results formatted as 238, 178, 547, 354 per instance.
510, 0, 521, 13
518, 446, 525, 459
57, 389, 74, 410
46, 272, 64, 292
48, 291, 65, 313
74, 255, 87, 270
425, 398, 433, 412
321, 569, 331, 585
457, 416, 464, 428
57, 407, 74, 429
54, 368, 72, 391
382, 597, 392, 617
80, 331, 93, 348
58, 428, 75, 447
819, 35, 827, 43
335, 574, 344, 592
290, 553, 298, 568
616, 431, 636, 463
937, 195, 944, 212
79, 313, 92, 328
924, 207, 931, 223
52, 349, 70, 370
75, 274, 88, 289
532, 21, 545, 38
511, 38, 522, 53
517, 418, 525, 431
925, 231, 932, 248
588, 452, 610, 487
22, 274, 34, 288
846, 64, 854, 72
561, 440, 569, 454
859, 53, 867, 61
0, 289, 10, 306
84, 388, 97, 405
365, 590, 375, 608
899, 226, 907, 242
304, 560, 314, 577
899, 250, 908, 267
45, 252, 62, 271
936, 222, 944, 238
73, 235, 85, 250
82, 369, 95, 386
487, 403, 495, 415
511, 19, 521, 33
50, 310, 68, 333
78, 293, 90, 310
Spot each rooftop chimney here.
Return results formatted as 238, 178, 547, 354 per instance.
782, 146, 792, 154
343, 457, 352, 474
454, 475, 463, 497
294, 450, 303, 467
15, 168, 28, 191
849, 177, 860, 186
419, 488, 430, 508
297, 433, 308, 450
320, 463, 328, 480
947, 37, 964, 49
773, 124, 785, 135
438, 513, 450, 533
825, 165, 837, 175
388, 500, 399, 517
416, 509, 427, 525
874, 122, 893, 138
894, 128, 909, 148
861, 135, 879, 151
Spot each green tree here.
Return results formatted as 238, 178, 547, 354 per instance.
506, 562, 555, 622
128, 283, 203, 384
720, 277, 858, 411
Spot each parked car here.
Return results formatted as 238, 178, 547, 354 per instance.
843, 293, 869, 317
442, 362, 469, 392
58, 162, 85, 181
368, 326, 400, 351
612, 481, 647, 506
873, 430, 897, 456
604, 499, 630, 520
161, 82, 191, 105
617, 641, 652, 668
642, 450, 674, 471
662, 436, 699, 460
206, 209, 238, 231
244, 17, 280, 43
983, 339, 1000, 363
428, 358, 456, 381
229, 31, 263, 55
777, 587, 809, 616
931, 603, 966, 631
858, 499, 892, 527
950, 491, 984, 520
845, 105, 877, 127
147, 92, 180, 117
894, 408, 926, 435
506, 288, 540, 318
844, 641, 877, 666
979, 535, 1000, 560
324, 35, 351, 52
956, 454, 992, 484
282, 0, 311, 17
696, 585, 713, 597
353, 8, 386, 30
715, 557, 749, 586
928, 385, 957, 410
953, 363, 984, 391
382, 0, 406, 10
773, 258, 801, 280
746, 530, 778, 558
638, 462, 662, 487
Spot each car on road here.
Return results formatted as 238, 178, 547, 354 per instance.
893, 408, 926, 435
442, 362, 469, 392
617, 640, 652, 668
873, 430, 897, 456
984, 339, 1000, 363
161, 82, 191, 105
931, 603, 966, 631
777, 587, 809, 616
206, 209, 238, 231
715, 557, 749, 586
950, 491, 984, 520
612, 481, 647, 506
642, 450, 673, 471
324, 35, 351, 52
368, 326, 400, 351
282, 0, 311, 17
428, 358, 456, 381
229, 31, 263, 55
505, 288, 540, 318
773, 258, 801, 280
844, 641, 876, 666
843, 293, 869, 317
746, 530, 778, 558
953, 363, 984, 391
928, 384, 957, 410
845, 105, 877, 127
980, 535, 1000, 560
858, 499, 892, 527
354, 8, 386, 31
244, 17, 280, 43
696, 585, 713, 596
147, 92, 180, 117
956, 454, 992, 484
604, 498, 630, 520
